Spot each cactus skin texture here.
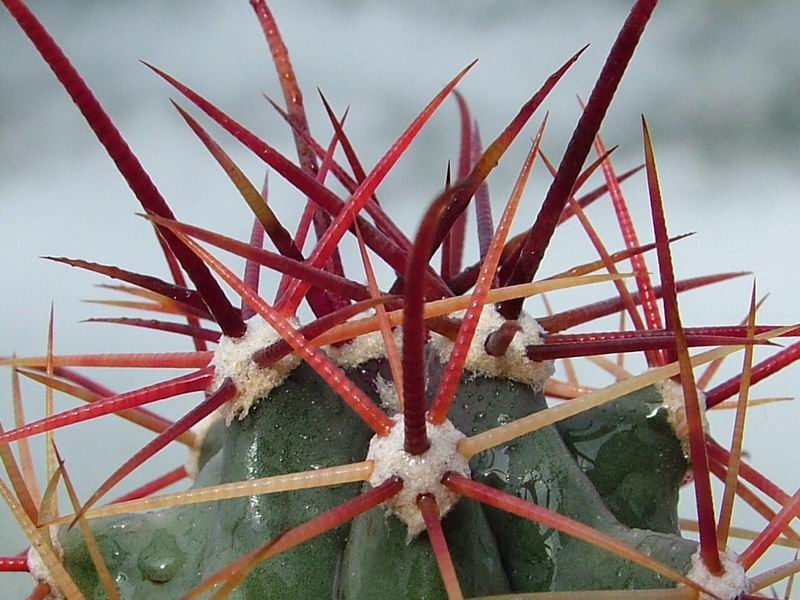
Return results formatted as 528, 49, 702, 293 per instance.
57, 371, 695, 599
2, 1, 799, 599
62, 363, 376, 599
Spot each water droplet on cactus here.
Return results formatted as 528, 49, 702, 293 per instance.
137, 530, 186, 584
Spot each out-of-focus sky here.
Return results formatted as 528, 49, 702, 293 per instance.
1, 1, 799, 596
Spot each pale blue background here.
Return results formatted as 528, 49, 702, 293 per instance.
1, 1, 799, 597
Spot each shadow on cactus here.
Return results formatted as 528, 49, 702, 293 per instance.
1, 0, 799, 599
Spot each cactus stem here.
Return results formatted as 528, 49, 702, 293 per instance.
442, 472, 705, 594
499, 0, 660, 319
418, 494, 464, 600
184, 476, 404, 600
176, 232, 394, 435
717, 286, 758, 548
110, 466, 188, 504
0, 370, 212, 446
459, 340, 769, 460
16, 369, 197, 447
50, 461, 372, 525
429, 129, 543, 425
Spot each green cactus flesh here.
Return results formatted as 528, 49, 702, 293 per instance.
62, 361, 374, 599
556, 384, 688, 535
60, 359, 697, 598
6, 1, 795, 598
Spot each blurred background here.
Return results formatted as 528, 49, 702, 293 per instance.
1, 1, 799, 597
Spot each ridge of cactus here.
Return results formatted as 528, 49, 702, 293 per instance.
1, 2, 799, 599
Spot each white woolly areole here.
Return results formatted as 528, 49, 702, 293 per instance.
375, 374, 401, 416
656, 379, 708, 454
430, 305, 553, 391
210, 316, 301, 423
686, 550, 750, 599
324, 323, 399, 368
27, 528, 64, 600
366, 416, 470, 540
184, 410, 222, 479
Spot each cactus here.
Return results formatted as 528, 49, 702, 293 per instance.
1, 1, 799, 599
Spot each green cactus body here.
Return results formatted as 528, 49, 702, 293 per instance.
339, 495, 510, 599
443, 370, 696, 593
62, 360, 374, 599
6, 2, 795, 599
61, 454, 222, 599
59, 355, 695, 599
556, 384, 689, 534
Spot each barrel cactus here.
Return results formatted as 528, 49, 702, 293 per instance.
1, 1, 798, 599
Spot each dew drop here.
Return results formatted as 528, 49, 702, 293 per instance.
137, 529, 185, 584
